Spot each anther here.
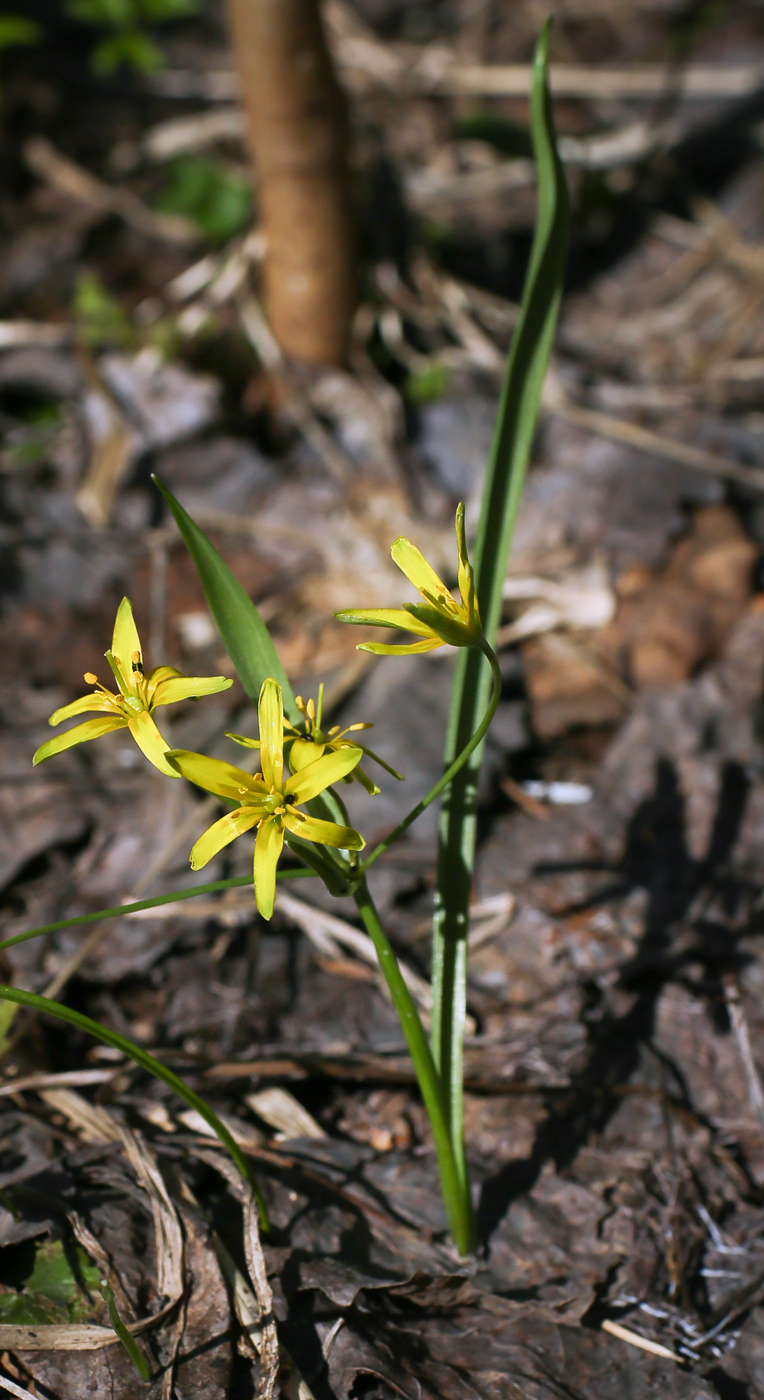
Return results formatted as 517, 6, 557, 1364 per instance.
131, 650, 144, 674
84, 672, 98, 685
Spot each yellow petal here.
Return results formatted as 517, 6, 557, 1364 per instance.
167, 749, 267, 801
127, 711, 178, 778
111, 598, 142, 686
334, 608, 435, 636
284, 745, 362, 803
282, 813, 365, 850
258, 678, 283, 790
254, 816, 284, 920
288, 737, 326, 773
189, 808, 261, 870
357, 637, 443, 656
48, 693, 116, 726
145, 665, 183, 704
151, 674, 233, 708
33, 715, 126, 765
390, 537, 452, 606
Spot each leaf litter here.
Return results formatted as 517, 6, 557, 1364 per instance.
6, 1, 764, 1396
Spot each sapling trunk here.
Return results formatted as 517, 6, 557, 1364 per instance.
223, 0, 356, 367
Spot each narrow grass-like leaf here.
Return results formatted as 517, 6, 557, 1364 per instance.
0, 868, 317, 960
432, 20, 570, 1215
99, 1284, 152, 1382
0, 985, 268, 1227
152, 476, 300, 725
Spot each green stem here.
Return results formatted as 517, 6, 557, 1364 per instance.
358, 640, 502, 876
432, 21, 568, 1221
353, 877, 474, 1254
0, 867, 317, 958
429, 644, 501, 1206
0, 984, 269, 1229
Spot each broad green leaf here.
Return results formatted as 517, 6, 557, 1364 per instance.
0, 1239, 102, 1325
152, 477, 299, 724
432, 20, 569, 1191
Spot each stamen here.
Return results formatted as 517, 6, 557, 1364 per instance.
84, 672, 98, 685
329, 725, 340, 736
307, 698, 315, 722
131, 650, 144, 675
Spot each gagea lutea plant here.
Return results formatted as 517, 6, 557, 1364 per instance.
2, 24, 568, 1258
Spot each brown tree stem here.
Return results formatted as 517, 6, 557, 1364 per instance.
224, 0, 356, 367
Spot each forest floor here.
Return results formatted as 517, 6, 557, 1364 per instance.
4, 1, 764, 1397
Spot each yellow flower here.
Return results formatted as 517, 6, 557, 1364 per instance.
335, 502, 481, 654
169, 678, 365, 920
33, 597, 232, 778
227, 682, 403, 798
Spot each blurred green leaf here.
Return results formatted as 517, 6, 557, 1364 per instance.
92, 28, 164, 72
0, 1239, 102, 1325
0, 16, 43, 50
405, 363, 451, 404
452, 112, 532, 158
67, 0, 137, 26
138, 0, 202, 20
73, 273, 134, 349
153, 157, 252, 244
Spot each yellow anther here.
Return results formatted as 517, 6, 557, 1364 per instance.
307, 698, 315, 721
84, 671, 98, 685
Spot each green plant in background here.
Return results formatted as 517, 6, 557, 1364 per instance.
0, 1238, 102, 1325
65, 0, 202, 75
153, 156, 253, 244
0, 17, 43, 52
73, 272, 134, 349
1, 24, 568, 1256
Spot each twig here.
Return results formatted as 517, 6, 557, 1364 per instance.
0, 1068, 117, 1098
546, 391, 764, 494
0, 1374, 39, 1400
0, 321, 73, 349
500, 775, 551, 821
601, 1319, 679, 1362
243, 1193, 279, 1400
23, 138, 197, 246
723, 972, 764, 1141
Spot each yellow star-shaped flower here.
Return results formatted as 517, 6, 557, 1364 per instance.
33, 597, 232, 778
168, 678, 365, 920
226, 682, 403, 798
335, 503, 481, 654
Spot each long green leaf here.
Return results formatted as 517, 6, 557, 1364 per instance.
152, 476, 300, 725
0, 984, 268, 1226
0, 868, 316, 960
432, 20, 569, 1201
154, 477, 351, 843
